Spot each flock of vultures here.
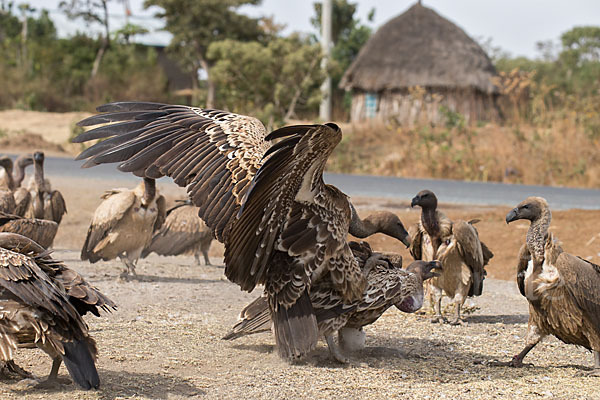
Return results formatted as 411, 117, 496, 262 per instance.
0, 102, 598, 391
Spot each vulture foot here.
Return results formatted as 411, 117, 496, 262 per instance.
449, 318, 465, 326
326, 335, 349, 364
0, 361, 33, 379
430, 315, 447, 324
491, 356, 532, 368
35, 377, 68, 389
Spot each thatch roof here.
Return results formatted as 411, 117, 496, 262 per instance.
340, 3, 498, 94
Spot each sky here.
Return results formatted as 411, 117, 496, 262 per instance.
20, 0, 600, 59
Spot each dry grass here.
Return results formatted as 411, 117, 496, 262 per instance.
328, 117, 600, 188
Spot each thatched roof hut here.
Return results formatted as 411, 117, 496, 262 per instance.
340, 2, 499, 124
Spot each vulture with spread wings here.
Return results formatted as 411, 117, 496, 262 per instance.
74, 102, 410, 360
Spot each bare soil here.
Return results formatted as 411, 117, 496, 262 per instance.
0, 176, 598, 399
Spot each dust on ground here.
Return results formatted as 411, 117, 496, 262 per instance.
0, 176, 599, 399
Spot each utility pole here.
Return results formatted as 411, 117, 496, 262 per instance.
319, 0, 332, 121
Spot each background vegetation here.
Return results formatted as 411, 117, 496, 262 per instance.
0, 0, 598, 187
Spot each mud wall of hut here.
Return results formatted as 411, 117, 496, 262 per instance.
349, 87, 499, 125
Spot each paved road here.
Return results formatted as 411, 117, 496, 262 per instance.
20, 154, 600, 210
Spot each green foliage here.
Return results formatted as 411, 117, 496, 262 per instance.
208, 34, 323, 125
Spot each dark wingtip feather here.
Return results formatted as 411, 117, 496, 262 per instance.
62, 339, 100, 390
265, 124, 315, 141
96, 101, 167, 113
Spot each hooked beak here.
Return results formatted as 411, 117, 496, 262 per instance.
505, 208, 519, 224
410, 196, 419, 208
401, 234, 411, 248
429, 260, 443, 277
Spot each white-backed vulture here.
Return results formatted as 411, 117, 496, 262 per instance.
81, 177, 166, 279
223, 241, 441, 363
26, 151, 67, 224
11, 155, 34, 216
0, 211, 58, 249
504, 197, 600, 375
141, 199, 214, 265
74, 102, 411, 360
0, 157, 17, 214
409, 190, 493, 324
0, 232, 116, 389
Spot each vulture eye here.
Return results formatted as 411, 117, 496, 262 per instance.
522, 204, 529, 209
445, 239, 451, 245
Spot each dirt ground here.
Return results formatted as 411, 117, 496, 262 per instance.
0, 172, 598, 399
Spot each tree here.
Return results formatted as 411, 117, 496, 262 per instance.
59, 0, 111, 78
145, 0, 264, 107
311, 0, 373, 116
208, 34, 323, 127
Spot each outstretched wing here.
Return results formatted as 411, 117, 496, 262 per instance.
452, 220, 487, 296
75, 102, 269, 243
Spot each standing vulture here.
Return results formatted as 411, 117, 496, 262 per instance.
141, 199, 214, 265
409, 190, 493, 324
0, 211, 58, 249
223, 241, 441, 363
74, 102, 411, 360
81, 178, 166, 279
0, 157, 17, 214
26, 151, 67, 225
11, 155, 34, 216
0, 232, 116, 389
505, 197, 600, 375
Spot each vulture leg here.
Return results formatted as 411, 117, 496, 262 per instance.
449, 293, 466, 326
578, 351, 600, 377
0, 360, 33, 379
508, 324, 544, 367
118, 255, 137, 280
326, 335, 349, 364
35, 357, 70, 388
430, 285, 445, 324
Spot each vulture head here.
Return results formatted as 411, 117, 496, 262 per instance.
0, 156, 13, 174
15, 155, 33, 169
505, 197, 549, 224
371, 212, 411, 247
411, 190, 438, 211
406, 260, 443, 281
33, 151, 45, 164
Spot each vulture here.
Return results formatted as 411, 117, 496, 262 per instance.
73, 101, 411, 360
0, 232, 116, 389
0, 157, 17, 214
80, 178, 166, 279
0, 155, 34, 217
26, 151, 67, 225
141, 199, 214, 265
0, 211, 58, 249
505, 196, 600, 375
223, 241, 441, 363
409, 190, 493, 324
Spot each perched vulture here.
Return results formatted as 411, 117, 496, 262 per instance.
0, 211, 58, 249
11, 155, 34, 216
141, 199, 214, 265
0, 232, 116, 389
223, 241, 441, 363
81, 178, 166, 279
74, 102, 411, 360
26, 151, 67, 225
505, 197, 600, 375
409, 190, 493, 324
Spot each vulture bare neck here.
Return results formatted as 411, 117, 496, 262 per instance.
421, 207, 442, 256
141, 178, 156, 207
526, 208, 551, 266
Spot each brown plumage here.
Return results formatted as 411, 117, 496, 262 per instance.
409, 190, 493, 324
0, 157, 17, 214
26, 151, 67, 225
0, 211, 58, 249
74, 102, 412, 360
505, 197, 600, 374
223, 241, 441, 363
0, 232, 116, 389
81, 178, 166, 279
11, 155, 34, 217
141, 200, 213, 265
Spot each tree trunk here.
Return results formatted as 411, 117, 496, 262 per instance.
91, 0, 110, 78
198, 56, 215, 108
